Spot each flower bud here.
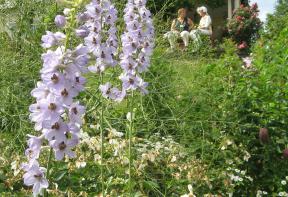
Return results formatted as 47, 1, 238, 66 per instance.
63, 8, 71, 16
75, 26, 89, 38
77, 13, 90, 23
259, 128, 269, 144
55, 15, 66, 28
283, 149, 288, 159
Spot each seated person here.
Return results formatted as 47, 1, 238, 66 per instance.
164, 8, 193, 49
190, 6, 212, 44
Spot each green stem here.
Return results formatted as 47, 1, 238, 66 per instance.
44, 148, 53, 197
100, 73, 105, 196
128, 91, 135, 196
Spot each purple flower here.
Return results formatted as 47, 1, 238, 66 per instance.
41, 31, 66, 49
77, 12, 90, 23
25, 135, 43, 160
23, 161, 48, 197
54, 15, 66, 28
41, 47, 64, 74
99, 82, 126, 102
30, 100, 64, 122
75, 25, 90, 38
84, 33, 102, 55
50, 138, 79, 160
42, 119, 68, 141
68, 102, 85, 124
31, 82, 51, 101
85, 2, 102, 20
120, 73, 141, 91
99, 82, 112, 99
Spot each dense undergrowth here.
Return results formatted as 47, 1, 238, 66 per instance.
0, 0, 288, 196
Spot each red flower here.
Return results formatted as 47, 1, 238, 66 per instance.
283, 149, 288, 159
251, 3, 258, 10
259, 128, 269, 144
236, 16, 243, 21
238, 41, 248, 49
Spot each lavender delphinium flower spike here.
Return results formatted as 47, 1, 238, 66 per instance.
120, 0, 154, 95
23, 4, 88, 196
77, 0, 125, 102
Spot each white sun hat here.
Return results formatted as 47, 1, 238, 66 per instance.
197, 6, 208, 14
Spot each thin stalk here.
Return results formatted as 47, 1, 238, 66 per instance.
44, 148, 53, 197
128, 91, 134, 196
100, 72, 105, 196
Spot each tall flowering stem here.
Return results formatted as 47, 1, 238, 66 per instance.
120, 0, 154, 194
22, 1, 88, 196
76, 0, 120, 194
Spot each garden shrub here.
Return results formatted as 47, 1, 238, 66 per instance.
226, 3, 262, 54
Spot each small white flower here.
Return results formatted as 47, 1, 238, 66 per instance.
126, 112, 132, 121
170, 156, 177, 163
281, 180, 287, 185
226, 139, 233, 145
63, 8, 71, 16
188, 184, 193, 193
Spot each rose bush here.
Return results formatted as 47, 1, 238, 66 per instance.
227, 3, 262, 54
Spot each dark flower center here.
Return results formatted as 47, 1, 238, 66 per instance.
129, 78, 134, 84
51, 74, 59, 83
34, 174, 43, 179
95, 8, 101, 14
48, 103, 57, 111
128, 63, 133, 69
101, 51, 106, 59
75, 77, 80, 83
72, 107, 78, 115
133, 24, 138, 30
61, 88, 69, 97
59, 142, 67, 150
52, 122, 60, 130
93, 37, 97, 44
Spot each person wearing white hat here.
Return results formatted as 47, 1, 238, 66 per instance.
190, 6, 212, 44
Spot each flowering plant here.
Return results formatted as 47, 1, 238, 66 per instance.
21, 0, 154, 196
227, 3, 262, 52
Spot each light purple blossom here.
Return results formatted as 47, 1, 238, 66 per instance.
99, 82, 126, 102
50, 138, 79, 160
41, 31, 66, 49
25, 135, 43, 160
68, 102, 85, 124
23, 160, 48, 197
54, 15, 66, 28
42, 119, 68, 141
75, 25, 90, 38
